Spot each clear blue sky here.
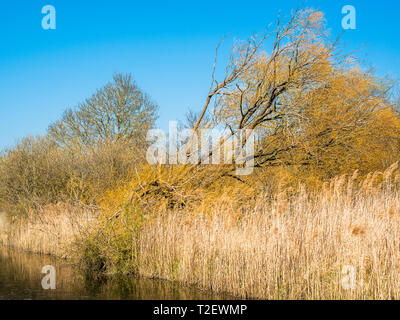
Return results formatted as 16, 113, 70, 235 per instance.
0, 0, 399, 149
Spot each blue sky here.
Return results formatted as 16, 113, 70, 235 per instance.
0, 0, 399, 149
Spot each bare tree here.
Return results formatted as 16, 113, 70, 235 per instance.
48, 73, 158, 149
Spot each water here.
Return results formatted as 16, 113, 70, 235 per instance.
0, 247, 230, 300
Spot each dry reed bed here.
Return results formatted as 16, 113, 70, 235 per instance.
2, 164, 400, 299
0, 203, 97, 258
134, 169, 400, 299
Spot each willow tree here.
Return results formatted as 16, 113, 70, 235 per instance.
194, 8, 400, 179
187, 9, 336, 173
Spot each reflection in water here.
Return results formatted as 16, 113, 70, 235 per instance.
0, 247, 231, 300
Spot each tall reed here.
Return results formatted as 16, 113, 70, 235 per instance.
0, 203, 97, 259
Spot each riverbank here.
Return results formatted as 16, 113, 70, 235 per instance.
0, 246, 228, 300
3, 168, 400, 299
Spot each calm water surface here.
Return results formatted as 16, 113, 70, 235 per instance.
0, 247, 231, 300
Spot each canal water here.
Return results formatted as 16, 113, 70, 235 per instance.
0, 247, 230, 300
